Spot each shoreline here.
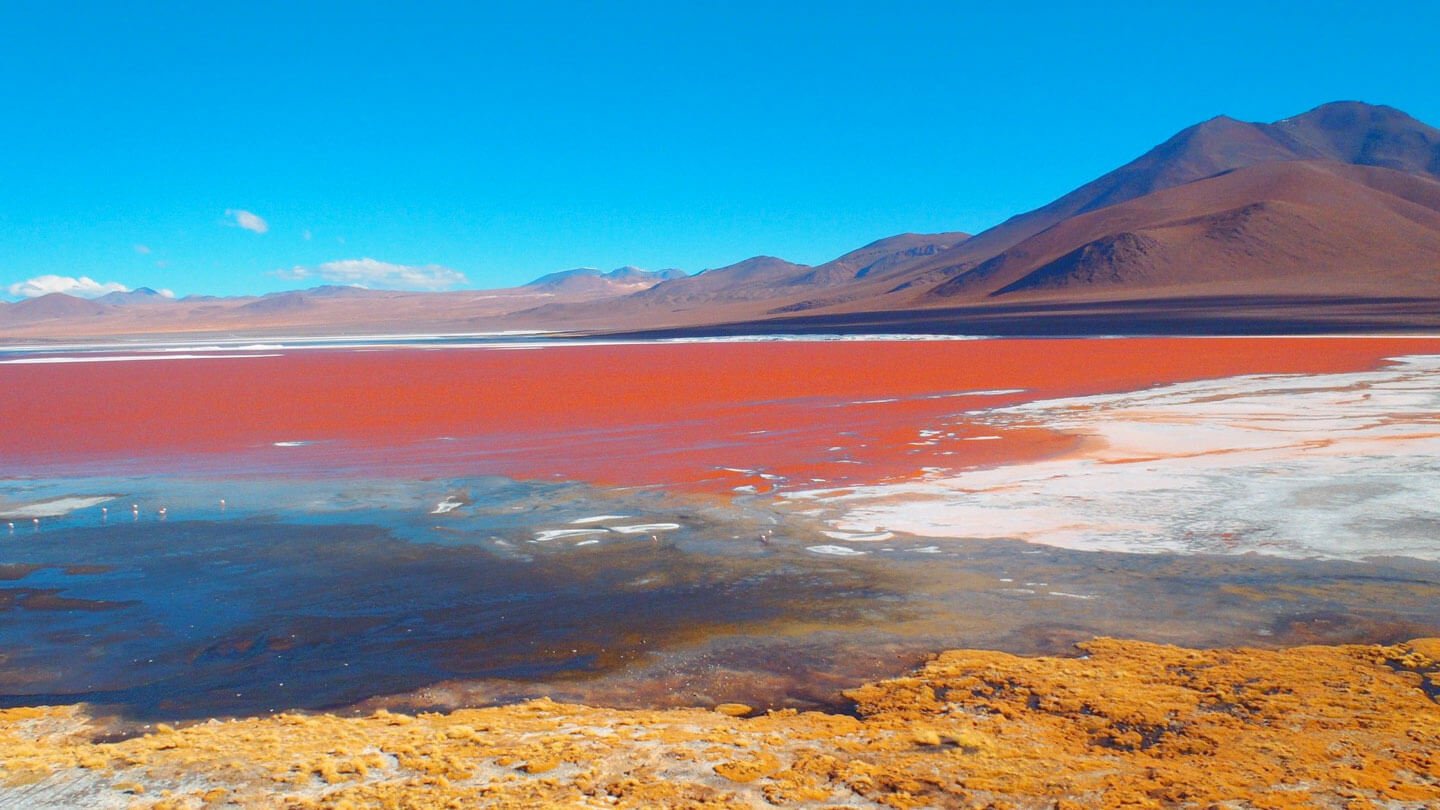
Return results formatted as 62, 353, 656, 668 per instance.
6, 293, 1440, 346
791, 352, 1440, 560
3, 636, 1437, 808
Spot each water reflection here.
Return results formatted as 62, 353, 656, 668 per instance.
2, 474, 1438, 725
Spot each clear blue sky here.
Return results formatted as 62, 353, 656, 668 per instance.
2, 1, 1437, 298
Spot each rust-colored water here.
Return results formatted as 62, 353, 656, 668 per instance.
4, 337, 1438, 491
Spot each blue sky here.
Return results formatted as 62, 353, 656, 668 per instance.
2, 1, 1437, 298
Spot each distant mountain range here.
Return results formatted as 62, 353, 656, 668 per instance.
524, 266, 687, 294
4, 101, 1438, 339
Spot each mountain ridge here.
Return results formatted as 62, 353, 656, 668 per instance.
4, 101, 1438, 339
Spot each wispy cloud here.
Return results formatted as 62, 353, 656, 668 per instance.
275, 258, 468, 291
225, 208, 269, 234
302, 229, 313, 241
134, 244, 152, 255
7, 275, 130, 299
272, 266, 309, 281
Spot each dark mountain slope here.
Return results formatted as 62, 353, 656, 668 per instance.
924, 161, 1440, 302
872, 101, 1440, 299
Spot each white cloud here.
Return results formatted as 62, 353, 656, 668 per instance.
225, 208, 269, 234
157, 289, 176, 298
7, 275, 130, 299
134, 244, 151, 255
275, 258, 468, 291
273, 266, 310, 281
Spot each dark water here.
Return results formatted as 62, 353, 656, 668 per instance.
3, 473, 1440, 724
0, 475, 880, 719
0, 520, 883, 719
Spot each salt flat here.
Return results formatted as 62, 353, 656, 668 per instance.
803, 354, 1440, 560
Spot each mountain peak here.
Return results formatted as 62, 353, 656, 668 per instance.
6, 292, 110, 321
699, 256, 802, 275
304, 284, 377, 297
98, 286, 174, 305
602, 266, 686, 283
525, 267, 600, 286
929, 100, 1440, 270
1269, 101, 1440, 177
524, 265, 683, 293
1286, 100, 1421, 125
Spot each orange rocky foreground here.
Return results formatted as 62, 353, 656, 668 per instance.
2, 639, 1438, 809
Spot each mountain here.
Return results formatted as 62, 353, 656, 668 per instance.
237, 292, 318, 314
890, 101, 1440, 284
510, 233, 973, 328
0, 268, 686, 340
764, 232, 971, 313
525, 102, 1438, 332
895, 105, 1440, 306
524, 267, 686, 294
628, 256, 811, 305
790, 232, 972, 287
924, 160, 1440, 302
299, 285, 385, 298
1271, 101, 1440, 176
582, 101, 1440, 331
97, 286, 172, 305
4, 293, 111, 322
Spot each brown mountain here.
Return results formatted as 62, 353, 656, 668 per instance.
631, 256, 812, 305
790, 232, 974, 287
4, 293, 112, 323
926, 160, 1440, 302
894, 101, 1440, 285
585, 101, 1440, 332
510, 232, 972, 329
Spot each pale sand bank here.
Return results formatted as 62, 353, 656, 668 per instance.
796, 355, 1440, 560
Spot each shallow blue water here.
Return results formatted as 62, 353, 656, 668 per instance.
5, 473, 1440, 725
0, 475, 891, 720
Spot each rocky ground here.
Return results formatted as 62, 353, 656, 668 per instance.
2, 638, 1438, 809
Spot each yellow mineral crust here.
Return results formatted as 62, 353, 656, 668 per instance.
2, 638, 1437, 808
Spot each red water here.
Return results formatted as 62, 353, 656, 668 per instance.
3, 338, 1437, 492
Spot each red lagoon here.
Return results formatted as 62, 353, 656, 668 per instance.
3, 337, 1437, 492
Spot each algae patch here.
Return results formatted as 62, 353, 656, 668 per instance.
2, 638, 1438, 808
